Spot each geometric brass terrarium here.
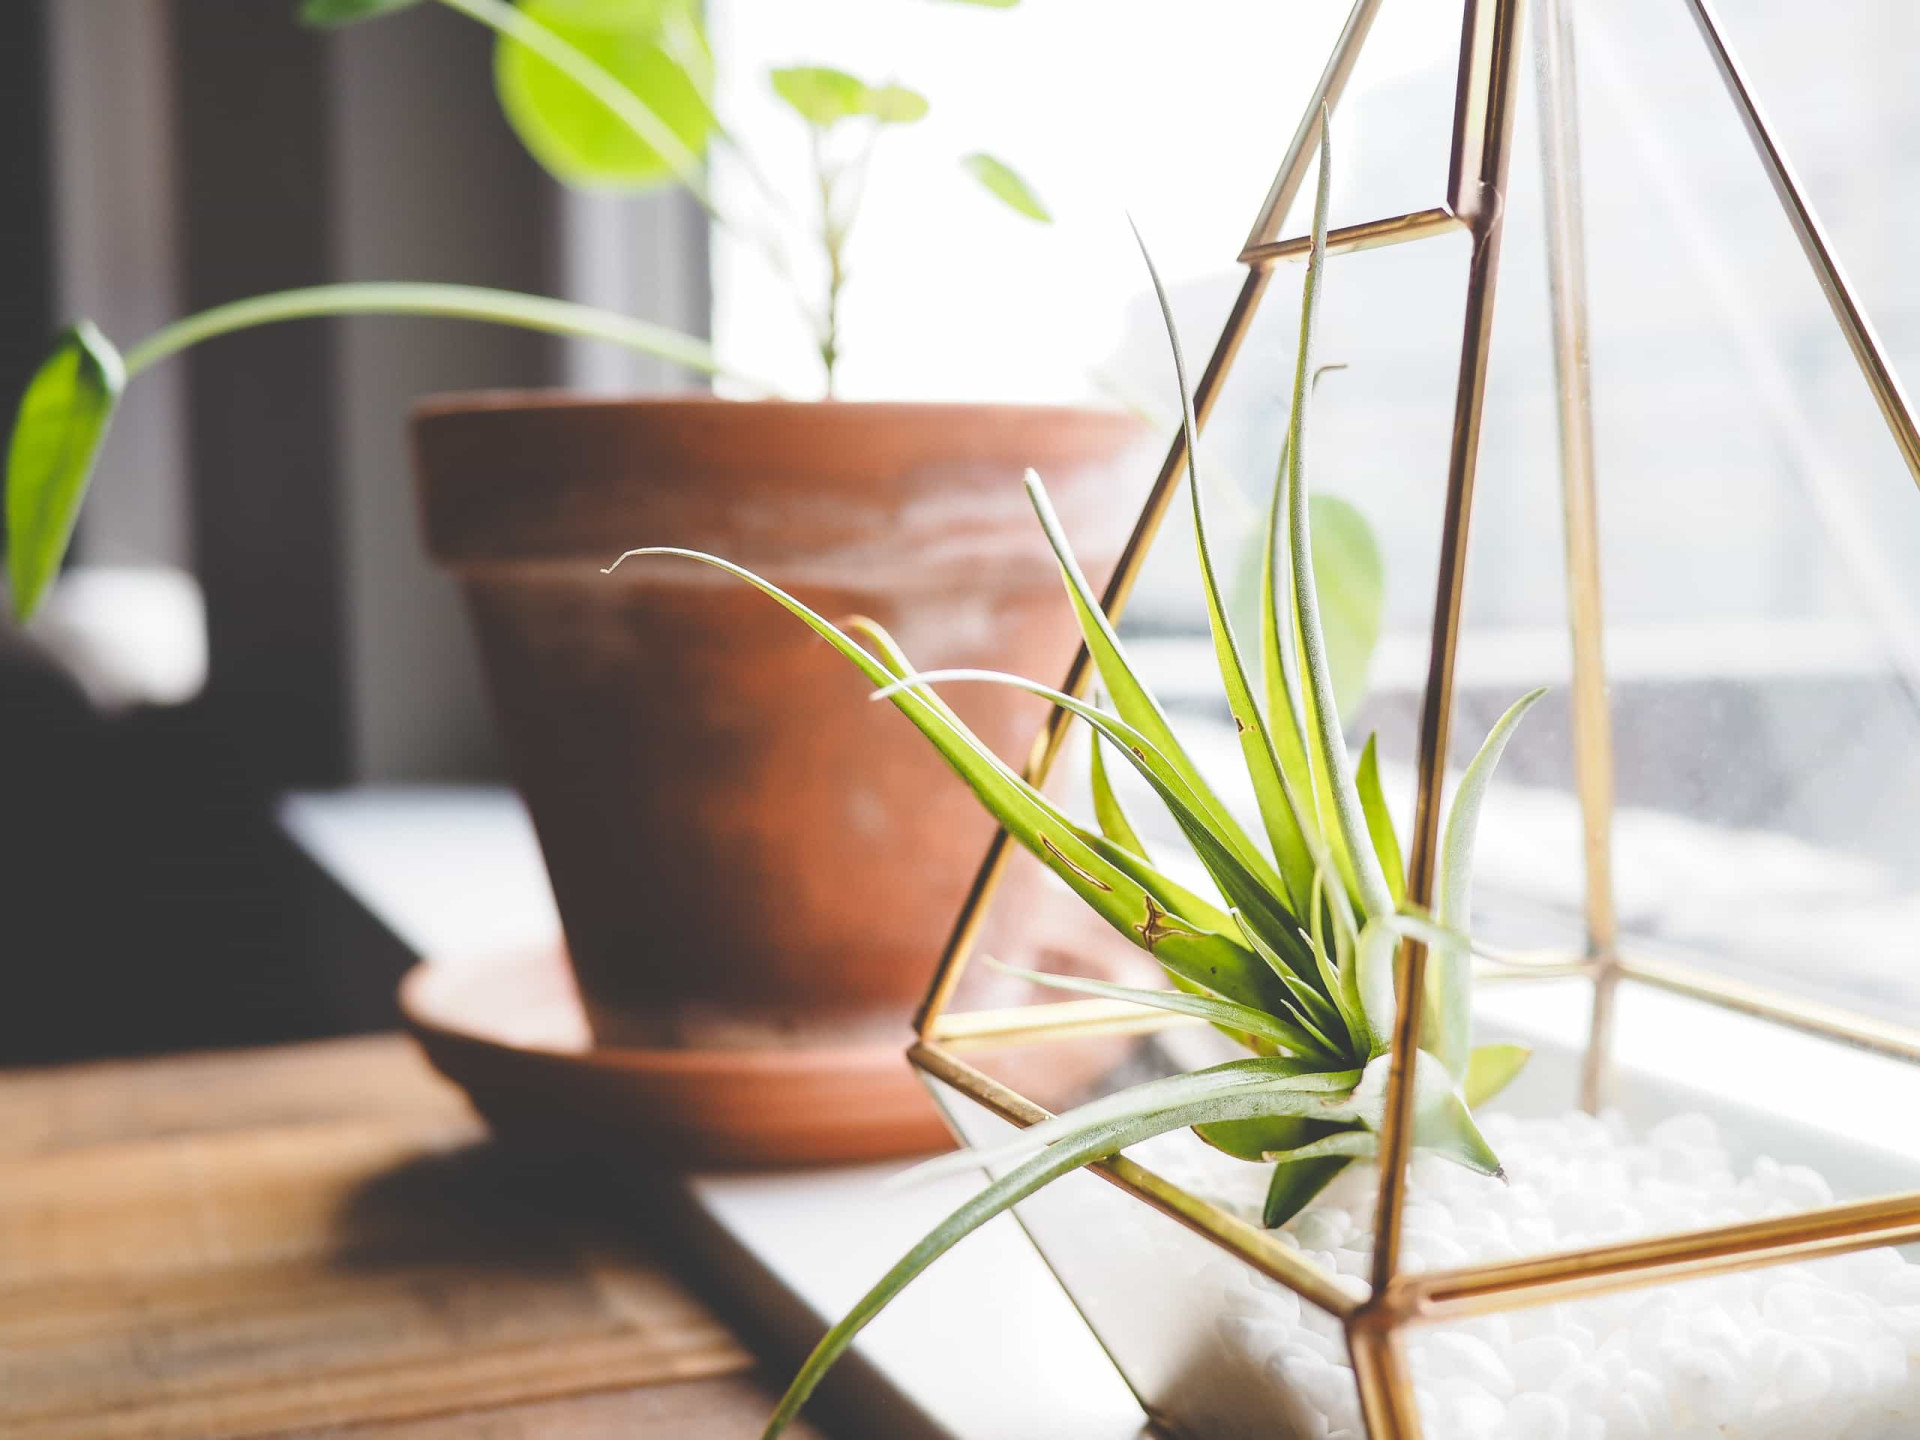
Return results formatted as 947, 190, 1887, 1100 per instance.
906, 0, 1920, 1435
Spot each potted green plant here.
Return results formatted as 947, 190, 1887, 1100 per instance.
5, 0, 1151, 1155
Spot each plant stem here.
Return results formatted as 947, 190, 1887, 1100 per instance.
121, 281, 781, 392
812, 129, 844, 396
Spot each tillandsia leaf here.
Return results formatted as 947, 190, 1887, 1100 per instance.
6, 323, 125, 621
1199, 1113, 1335, 1166
1228, 910, 1345, 1054
610, 550, 1281, 1014
1349, 1050, 1505, 1179
300, 0, 422, 22
1089, 733, 1149, 859
1073, 823, 1235, 939
1430, 686, 1547, 1082
1353, 920, 1401, 1058
1285, 120, 1395, 926
764, 1075, 1357, 1439
1262, 1128, 1378, 1165
1265, 1152, 1353, 1229
1465, 1043, 1532, 1108
842, 614, 973, 735
1131, 226, 1323, 923
1024, 470, 1286, 903
961, 152, 1052, 222
491, 0, 718, 189
873, 668, 1317, 992
897, 1056, 1363, 1190
1355, 735, 1407, 909
1307, 865, 1368, 1056
983, 958, 1334, 1061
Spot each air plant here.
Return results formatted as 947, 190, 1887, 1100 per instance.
5, 0, 1046, 623
605, 122, 1540, 1438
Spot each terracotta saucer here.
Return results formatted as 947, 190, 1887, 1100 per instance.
399, 945, 953, 1166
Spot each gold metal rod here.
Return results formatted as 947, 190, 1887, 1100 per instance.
1679, 0, 1920, 488
916, 6, 1386, 1038
1619, 952, 1920, 1067
1391, 1186, 1920, 1323
908, 1042, 1360, 1317
1531, 0, 1619, 1115
1243, 0, 1386, 254
930, 998, 1202, 1048
1349, 1320, 1423, 1440
1447, 0, 1502, 221
1373, 0, 1528, 1302
1241, 207, 1464, 266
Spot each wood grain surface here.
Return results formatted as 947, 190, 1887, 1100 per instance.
0, 1035, 821, 1439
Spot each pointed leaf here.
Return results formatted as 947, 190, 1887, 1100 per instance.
609, 549, 1275, 1012
1282, 123, 1394, 924
1264, 1153, 1352, 1228
1089, 734, 1147, 859
1229, 909, 1345, 1054
897, 1055, 1362, 1189
984, 959, 1332, 1060
1262, 1128, 1378, 1165
1199, 1113, 1332, 1165
961, 152, 1051, 222
765, 1074, 1360, 1437
875, 667, 1318, 993
1130, 228, 1323, 921
7, 322, 125, 621
1464, 1042, 1532, 1108
1350, 1051, 1505, 1178
1353, 920, 1400, 1058
1430, 687, 1547, 1081
1355, 734, 1406, 908
1024, 470, 1286, 902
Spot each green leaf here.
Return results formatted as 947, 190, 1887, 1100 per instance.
1282, 122, 1395, 925
961, 152, 1051, 222
874, 666, 1317, 997
1353, 920, 1400, 1058
983, 958, 1333, 1060
609, 549, 1277, 1014
1088, 734, 1148, 859
1130, 226, 1323, 922
898, 1055, 1362, 1190
1264, 1152, 1352, 1228
1023, 470, 1288, 906
1354, 734, 1406, 908
1311, 495, 1384, 722
300, 0, 422, 23
769, 65, 872, 127
765, 1070, 1359, 1438
865, 82, 930, 125
1198, 1113, 1331, 1166
1349, 1051, 1504, 1178
1430, 687, 1546, 1082
494, 0, 717, 189
1464, 1043, 1531, 1108
6, 322, 125, 621
1228, 909, 1345, 1053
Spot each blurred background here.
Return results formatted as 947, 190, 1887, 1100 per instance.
3, 0, 1918, 1064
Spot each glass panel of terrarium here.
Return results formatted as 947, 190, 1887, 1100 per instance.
1566, 0, 1920, 1030
922, 1051, 1367, 1440
1409, 1241, 1920, 1440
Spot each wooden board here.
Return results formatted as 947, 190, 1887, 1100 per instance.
0, 1035, 820, 1440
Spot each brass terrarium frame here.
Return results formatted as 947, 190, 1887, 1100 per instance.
903, 0, 1920, 1435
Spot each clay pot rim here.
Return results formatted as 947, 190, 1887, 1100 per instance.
409, 389, 1141, 428
399, 960, 925, 1078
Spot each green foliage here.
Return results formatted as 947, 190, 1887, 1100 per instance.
605, 121, 1543, 1438
6, 324, 124, 621
494, 0, 716, 189
961, 152, 1052, 221
300, 0, 423, 23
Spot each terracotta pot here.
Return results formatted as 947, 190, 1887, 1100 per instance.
414, 396, 1152, 1054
